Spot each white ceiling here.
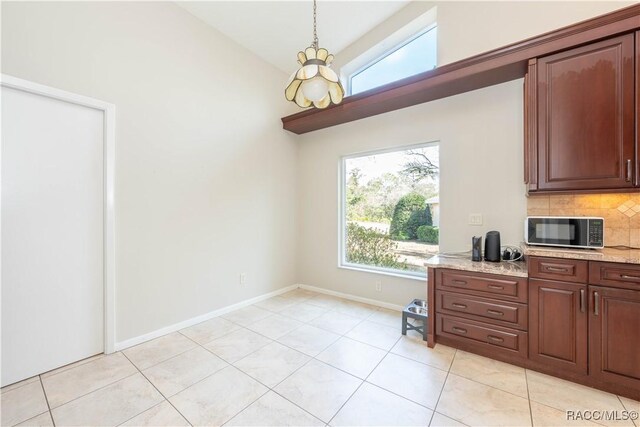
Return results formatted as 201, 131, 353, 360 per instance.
178, 1, 411, 75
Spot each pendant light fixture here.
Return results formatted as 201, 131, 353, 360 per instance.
285, 0, 344, 109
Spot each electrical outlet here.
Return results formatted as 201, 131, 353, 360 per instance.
468, 213, 483, 226
239, 273, 246, 285
375, 280, 382, 292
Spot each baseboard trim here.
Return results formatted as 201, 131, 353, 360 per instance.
297, 283, 404, 311
114, 284, 298, 352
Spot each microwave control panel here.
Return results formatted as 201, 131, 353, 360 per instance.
588, 219, 604, 247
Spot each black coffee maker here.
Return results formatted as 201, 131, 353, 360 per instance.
484, 231, 501, 262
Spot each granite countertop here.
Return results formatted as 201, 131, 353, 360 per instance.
522, 244, 640, 264
425, 255, 528, 277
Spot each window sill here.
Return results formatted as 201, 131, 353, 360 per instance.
339, 263, 427, 281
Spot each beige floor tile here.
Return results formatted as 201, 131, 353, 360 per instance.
527, 370, 633, 426
530, 401, 601, 427
120, 401, 189, 426
333, 300, 379, 319
203, 328, 272, 363
222, 305, 274, 327
226, 391, 324, 426
305, 294, 343, 309
619, 397, 640, 427
277, 325, 340, 356
123, 332, 197, 370
274, 360, 362, 423
429, 412, 468, 426
346, 320, 402, 351
368, 308, 404, 329
179, 317, 241, 345
391, 337, 456, 371
279, 303, 329, 323
280, 288, 318, 302
42, 352, 137, 408
368, 353, 447, 409
143, 347, 227, 397
246, 314, 304, 340
316, 337, 386, 379
1, 380, 49, 426
16, 411, 54, 427
234, 342, 310, 387
450, 351, 527, 398
51, 373, 163, 427
309, 311, 362, 335
169, 366, 268, 426
255, 296, 297, 312
1, 376, 41, 394
436, 374, 531, 427
40, 354, 105, 379
331, 382, 432, 426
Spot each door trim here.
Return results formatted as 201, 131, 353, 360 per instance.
1, 74, 116, 354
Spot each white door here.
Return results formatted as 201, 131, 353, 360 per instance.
1, 84, 105, 386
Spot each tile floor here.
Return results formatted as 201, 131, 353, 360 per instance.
2, 288, 639, 427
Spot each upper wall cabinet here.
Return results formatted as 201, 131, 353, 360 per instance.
525, 33, 636, 193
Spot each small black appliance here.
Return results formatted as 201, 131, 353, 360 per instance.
471, 236, 482, 262
484, 231, 501, 262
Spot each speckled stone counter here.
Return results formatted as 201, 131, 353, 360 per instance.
522, 244, 640, 264
425, 255, 528, 277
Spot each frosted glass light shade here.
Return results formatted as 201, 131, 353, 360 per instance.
285, 46, 344, 109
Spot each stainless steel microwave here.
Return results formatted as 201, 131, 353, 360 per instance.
525, 216, 604, 249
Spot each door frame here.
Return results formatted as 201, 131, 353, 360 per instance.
1, 74, 116, 353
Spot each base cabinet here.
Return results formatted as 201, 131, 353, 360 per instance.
529, 279, 588, 374
589, 286, 640, 390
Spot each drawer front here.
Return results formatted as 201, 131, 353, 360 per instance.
436, 314, 527, 357
528, 256, 588, 283
436, 269, 528, 303
590, 262, 640, 290
438, 291, 528, 330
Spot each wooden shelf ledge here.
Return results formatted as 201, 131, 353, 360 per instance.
282, 4, 640, 135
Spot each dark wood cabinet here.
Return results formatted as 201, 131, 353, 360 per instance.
589, 285, 640, 390
526, 33, 635, 192
529, 279, 588, 374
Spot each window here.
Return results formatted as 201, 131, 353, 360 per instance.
340, 143, 440, 278
350, 27, 437, 95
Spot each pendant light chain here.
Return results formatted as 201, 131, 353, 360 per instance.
312, 0, 319, 49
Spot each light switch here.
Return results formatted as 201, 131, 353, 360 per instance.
469, 213, 483, 226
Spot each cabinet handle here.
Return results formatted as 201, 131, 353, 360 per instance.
627, 159, 632, 182
452, 280, 467, 285
451, 303, 467, 309
488, 284, 504, 290
487, 309, 504, 316
580, 289, 586, 313
594, 291, 600, 316
452, 327, 467, 334
620, 274, 640, 280
545, 266, 568, 273
487, 335, 504, 343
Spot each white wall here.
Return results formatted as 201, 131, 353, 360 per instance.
296, 1, 633, 305
1, 1, 298, 343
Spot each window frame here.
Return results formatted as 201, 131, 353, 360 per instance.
338, 141, 440, 281
347, 23, 438, 96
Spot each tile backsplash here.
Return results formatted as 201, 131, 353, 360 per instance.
527, 194, 640, 247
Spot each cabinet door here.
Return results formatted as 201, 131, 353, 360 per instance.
536, 34, 634, 191
529, 279, 588, 374
589, 286, 640, 390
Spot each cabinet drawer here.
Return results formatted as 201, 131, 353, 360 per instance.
590, 262, 640, 290
437, 291, 528, 330
436, 314, 527, 357
436, 270, 527, 303
529, 257, 588, 283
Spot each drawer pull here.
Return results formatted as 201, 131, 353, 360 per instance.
486, 309, 504, 316
451, 303, 467, 309
580, 289, 586, 313
594, 291, 600, 316
545, 266, 568, 273
452, 327, 467, 334
487, 335, 504, 343
620, 274, 640, 280
452, 280, 467, 285
487, 284, 504, 290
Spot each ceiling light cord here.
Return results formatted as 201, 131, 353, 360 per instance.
312, 0, 319, 49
